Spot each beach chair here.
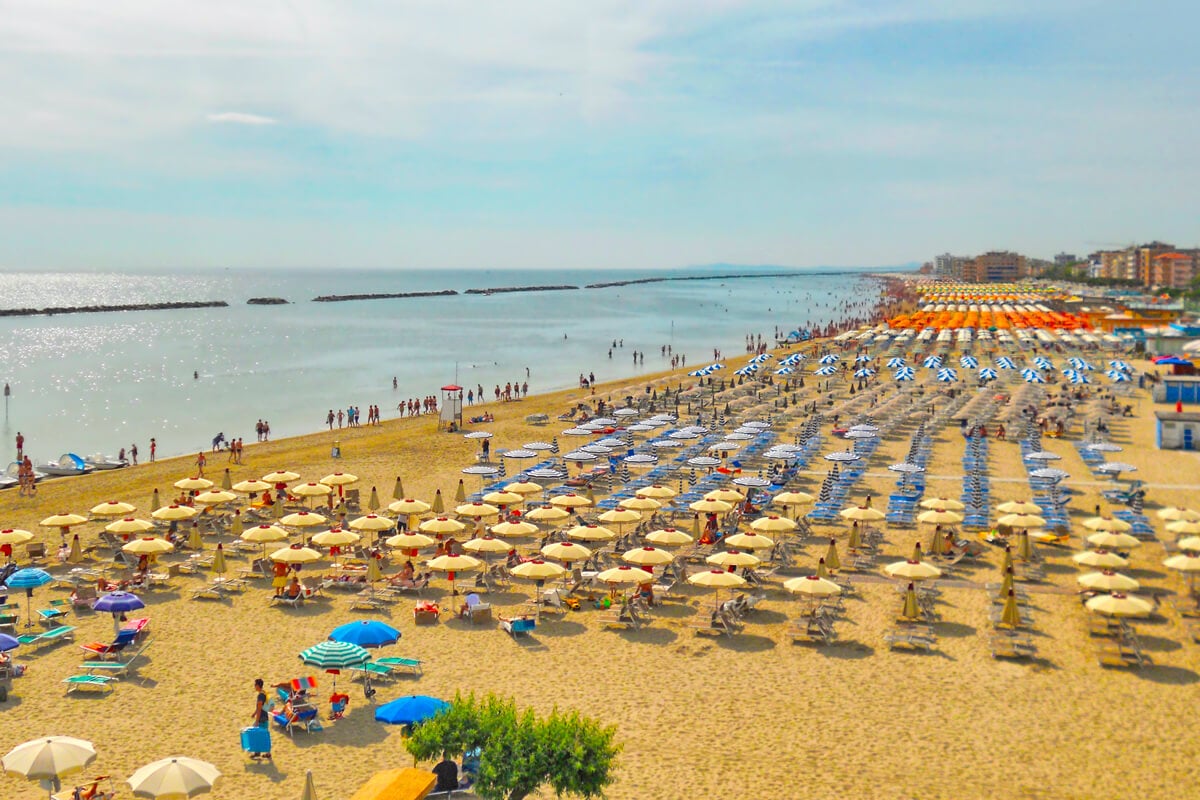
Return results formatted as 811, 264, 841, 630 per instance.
374, 656, 424, 675
386, 574, 430, 596
69, 584, 99, 609
62, 674, 117, 694
271, 590, 305, 608
690, 608, 741, 637
78, 628, 138, 660
18, 625, 77, 650
789, 616, 836, 645
349, 662, 397, 683
25, 542, 47, 562
460, 593, 493, 625
37, 598, 70, 626
82, 638, 152, 679
499, 615, 536, 637
990, 633, 1037, 660
350, 588, 393, 611
120, 617, 151, 639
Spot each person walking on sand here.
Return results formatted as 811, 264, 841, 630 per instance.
15, 431, 23, 460
249, 678, 271, 760
150, 438, 156, 462
196, 451, 206, 477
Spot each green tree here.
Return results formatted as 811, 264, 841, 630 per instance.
406, 693, 620, 800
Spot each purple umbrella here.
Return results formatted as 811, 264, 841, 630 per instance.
93, 591, 145, 634
0, 633, 19, 652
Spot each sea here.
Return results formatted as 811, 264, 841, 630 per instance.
0, 266, 894, 463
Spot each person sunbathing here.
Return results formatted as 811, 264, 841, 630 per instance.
285, 577, 304, 601
71, 777, 114, 800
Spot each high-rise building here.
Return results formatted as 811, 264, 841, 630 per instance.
1148, 252, 1194, 288
1054, 252, 1078, 266
933, 253, 968, 279
1135, 242, 1176, 286
963, 251, 1027, 283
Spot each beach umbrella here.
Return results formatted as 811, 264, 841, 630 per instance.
375, 695, 449, 726
900, 583, 921, 620
1029, 467, 1070, 480
1085, 592, 1153, 618
311, 528, 361, 548
211, 544, 227, 576
174, 476, 213, 491
618, 497, 662, 514
1096, 462, 1137, 477
193, 489, 236, 506
464, 536, 511, 556
1176, 536, 1200, 552
823, 538, 841, 571
280, 511, 327, 529
349, 515, 396, 537
1078, 570, 1139, 593
39, 513, 87, 544
1022, 372, 1046, 384
418, 517, 467, 535
501, 448, 540, 460
750, 515, 797, 533
813, 366, 838, 377
960, 355, 979, 368
525, 505, 571, 524
389, 498, 432, 518
598, 508, 643, 532
918, 497, 964, 510
772, 491, 815, 511
0, 633, 18, 652
997, 513, 1045, 529
825, 451, 860, 462
490, 520, 539, 538
152, 504, 199, 522
330, 620, 400, 649
1023, 451, 1060, 462
645, 528, 693, 547
426, 554, 483, 590
884, 559, 942, 581
262, 470, 301, 484
978, 367, 998, 380
996, 500, 1042, 515
1158, 507, 1200, 523
232, 479, 271, 494
623, 453, 659, 465
127, 756, 221, 800
774, 366, 794, 375
783, 574, 841, 598
0, 529, 33, 548
1167, 523, 1200, 542
706, 550, 760, 568
270, 544, 323, 564
294, 482, 334, 502
123, 536, 174, 555
541, 541, 593, 562
687, 456, 722, 468
526, 466, 565, 480
853, 368, 875, 378
1108, 359, 1132, 372
935, 368, 958, 383
511, 560, 567, 582
301, 640, 371, 669
893, 367, 916, 381
689, 498, 733, 514
886, 357, 907, 368
242, 524, 288, 544
385, 531, 436, 551
504, 480, 544, 496
482, 491, 524, 507
1086, 531, 1140, 550
1032, 356, 1053, 370
687, 568, 746, 596
595, 565, 653, 587
464, 431, 494, 440
1067, 357, 1094, 370
1073, 549, 1129, 568
91, 500, 137, 517
1105, 369, 1131, 382
839, 506, 884, 522
1163, 553, 1200, 573
723, 532, 774, 551
549, 493, 592, 510
996, 590, 1022, 628
566, 524, 617, 542
93, 590, 145, 634
622, 546, 674, 567
995, 356, 1016, 369
922, 355, 943, 368
431, 490, 445, 514
818, 354, 839, 365
917, 508, 963, 525
3, 736, 97, 789
150, 489, 161, 512
732, 477, 772, 491
455, 502, 501, 519
705, 488, 745, 504
5, 567, 51, 627
1082, 516, 1133, 533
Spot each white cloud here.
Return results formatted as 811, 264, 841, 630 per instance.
206, 111, 276, 125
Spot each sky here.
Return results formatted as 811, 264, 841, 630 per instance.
0, 1, 1197, 271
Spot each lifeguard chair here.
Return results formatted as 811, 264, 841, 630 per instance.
439, 385, 463, 431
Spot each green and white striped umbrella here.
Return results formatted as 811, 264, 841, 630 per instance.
299, 640, 371, 669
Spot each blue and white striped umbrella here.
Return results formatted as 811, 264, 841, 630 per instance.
688, 368, 711, 377
893, 367, 916, 381
1023, 372, 1046, 384
668, 430, 700, 440
1032, 356, 1053, 370
709, 363, 726, 371
1106, 370, 1131, 383
774, 367, 795, 375
1108, 360, 1132, 372
1067, 357, 1095, 371
935, 368, 958, 383
818, 354, 839, 365
854, 354, 873, 363
853, 368, 875, 378
1020, 368, 1041, 380
814, 366, 838, 376
995, 357, 1017, 369
734, 365, 758, 376
623, 453, 658, 464
886, 357, 907, 368
978, 367, 998, 380
1064, 370, 1091, 384
923, 355, 943, 368
959, 355, 979, 368
781, 353, 807, 365
749, 353, 772, 364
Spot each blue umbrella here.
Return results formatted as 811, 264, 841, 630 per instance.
922, 355, 943, 368
375, 695, 449, 726
1108, 360, 1131, 372
330, 620, 401, 649
960, 355, 979, 368
979, 367, 998, 380
893, 367, 916, 381
733, 366, 758, 376
935, 368, 958, 383
1105, 369, 1130, 382
1067, 357, 1095, 371
0, 633, 19, 652
853, 368, 874, 378
5, 568, 52, 629
708, 363, 725, 371
93, 590, 146, 633
995, 357, 1017, 369
774, 366, 794, 375
854, 354, 872, 363
886, 357, 906, 368
818, 354, 839, 365
1032, 356, 1053, 370
814, 366, 837, 376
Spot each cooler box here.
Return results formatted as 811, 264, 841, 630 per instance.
241, 726, 271, 755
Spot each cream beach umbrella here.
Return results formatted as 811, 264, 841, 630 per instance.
596, 565, 653, 587
619, 496, 661, 513
280, 511, 327, 529
301, 770, 318, 800
1085, 592, 1153, 618
392, 476, 406, 501
1072, 549, 1129, 569
549, 493, 592, 510
211, 543, 227, 576
997, 513, 1045, 530
636, 485, 677, 500
294, 482, 334, 502
688, 568, 747, 610
491, 520, 540, 538
1176, 536, 1200, 552
311, 528, 361, 548
917, 508, 963, 525
1163, 552, 1200, 593
40, 513, 88, 546
270, 544, 323, 564
193, 489, 236, 506
541, 541, 593, 562
151, 488, 161, 512
1086, 531, 1141, 550
427, 553, 483, 594
174, 476, 213, 491
750, 515, 796, 534
1157, 507, 1200, 522
67, 534, 84, 563
783, 574, 841, 598
152, 504, 199, 522
232, 479, 271, 494
997, 590, 1022, 628
455, 502, 501, 519
823, 538, 842, 571
349, 515, 396, 536
918, 497, 965, 511
526, 505, 571, 524
91, 500, 137, 517
463, 536, 511, 556
230, 515, 244, 538
386, 531, 436, 550
1166, 521, 1200, 538
482, 491, 524, 507
127, 756, 221, 799
454, 480, 467, 503
995, 500, 1043, 515
899, 583, 921, 620
996, 566, 1016, 597
1078, 570, 1139, 593
511, 560, 567, 581
419, 517, 467, 535
704, 488, 745, 504
3, 736, 97, 788
262, 470, 301, 483
566, 524, 617, 542
645, 527, 694, 548
772, 491, 815, 512
839, 506, 885, 522
706, 550, 760, 569
1081, 516, 1132, 533
689, 498, 733, 514
724, 532, 775, 551
847, 525, 863, 551
368, 487, 381, 511
219, 469, 232, 491
884, 559, 943, 581
123, 536, 173, 556
622, 546, 674, 567
505, 481, 544, 496
598, 508, 643, 533
431, 490, 445, 514
1015, 530, 1036, 562
242, 524, 288, 543
389, 498, 432, 516
0, 528, 33, 547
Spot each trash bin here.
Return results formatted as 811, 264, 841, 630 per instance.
331, 440, 341, 459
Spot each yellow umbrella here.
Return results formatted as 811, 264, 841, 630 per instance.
645, 527, 694, 547
232, 479, 272, 494
566, 524, 616, 542
884, 559, 942, 580
491, 520, 541, 538
221, 469, 233, 491
67, 534, 83, 564
918, 497, 965, 510
724, 532, 775, 550
193, 489, 237, 505
122, 536, 174, 555
839, 506, 885, 522
464, 536, 512, 555
783, 574, 841, 597
823, 538, 841, 571
750, 515, 797, 533
391, 476, 406, 501
294, 482, 334, 498
431, 490, 445, 514
704, 488, 745, 504
321, 472, 359, 489
1177, 536, 1200, 551
995, 500, 1043, 515
900, 583, 921, 620
687, 568, 747, 589
619, 496, 661, 512
40, 512, 87, 529
706, 550, 760, 568
91, 500, 137, 517
1085, 592, 1153, 617
261, 470, 300, 483
174, 476, 213, 491
504, 480, 544, 496
152, 504, 199, 522
996, 513, 1045, 530
541, 540, 593, 562
997, 566, 1015, 596
1157, 507, 1200, 522
595, 565, 654, 586
280, 511, 327, 528
1078, 570, 1139, 592
549, 493, 593, 510
0, 529, 33, 546
1163, 553, 1200, 572
598, 508, 643, 532
1166, 520, 1200, 537
150, 488, 161, 512
311, 529, 362, 547
621, 546, 674, 567
636, 485, 677, 499
389, 499, 432, 516
270, 544, 323, 564
525, 505, 571, 523
454, 480, 467, 503
212, 543, 227, 576
1081, 516, 1132, 533
419, 517, 467, 535
1072, 549, 1128, 568
368, 487, 381, 511
427, 553, 483, 574
847, 525, 862, 551
997, 590, 1022, 628
511, 560, 567, 581
349, 515, 396, 533
772, 490, 815, 508
188, 523, 203, 551
230, 515, 244, 538
241, 524, 289, 543
1086, 531, 1141, 550
386, 531, 436, 549
917, 508, 963, 525
455, 502, 501, 518
482, 491, 524, 507
366, 557, 383, 583
689, 498, 733, 514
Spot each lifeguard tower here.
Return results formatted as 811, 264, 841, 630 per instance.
439, 384, 463, 431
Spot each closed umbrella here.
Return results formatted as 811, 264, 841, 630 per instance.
823, 538, 841, 571
127, 756, 221, 799
431, 490, 445, 514
997, 590, 1022, 628
211, 544, 227, 577
392, 477, 405, 501
900, 583, 921, 620
368, 487, 381, 512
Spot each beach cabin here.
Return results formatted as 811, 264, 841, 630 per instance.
1155, 410, 1200, 450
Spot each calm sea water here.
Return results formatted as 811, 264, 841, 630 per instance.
0, 266, 888, 461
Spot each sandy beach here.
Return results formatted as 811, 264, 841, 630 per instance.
1, 351, 1198, 800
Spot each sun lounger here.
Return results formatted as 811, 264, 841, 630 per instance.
500, 615, 536, 637
789, 617, 837, 645
37, 598, 70, 625
79, 628, 138, 660
63, 674, 117, 694
690, 609, 741, 637
18, 625, 77, 649
990, 633, 1037, 660
351, 588, 395, 611
82, 638, 152, 679
374, 656, 423, 675
349, 662, 397, 682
